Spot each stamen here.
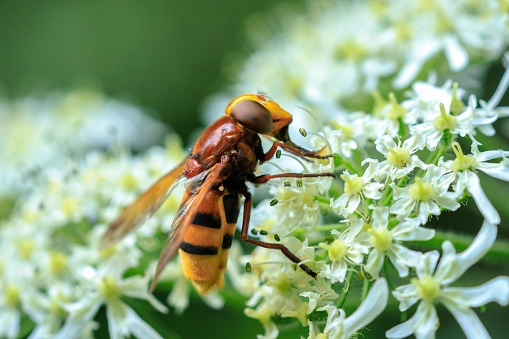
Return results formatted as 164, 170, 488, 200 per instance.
450, 82, 465, 114
281, 154, 310, 173
308, 131, 334, 158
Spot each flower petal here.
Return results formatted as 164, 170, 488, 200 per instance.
465, 172, 500, 225
343, 278, 389, 338
446, 276, 509, 308
441, 299, 490, 339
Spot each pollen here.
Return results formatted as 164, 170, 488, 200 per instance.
368, 227, 393, 252
387, 147, 411, 168
432, 103, 457, 131
412, 275, 441, 302
98, 276, 121, 301
450, 142, 476, 172
3, 284, 21, 309
340, 174, 364, 195
409, 177, 436, 201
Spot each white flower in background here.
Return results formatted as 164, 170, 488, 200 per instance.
54, 264, 167, 339
331, 160, 384, 217
0, 90, 168, 194
387, 222, 509, 339
365, 207, 434, 279
202, 0, 509, 124
390, 164, 459, 223
310, 278, 389, 339
375, 131, 426, 181
447, 141, 509, 225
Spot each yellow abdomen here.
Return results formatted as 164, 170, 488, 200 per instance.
178, 189, 239, 295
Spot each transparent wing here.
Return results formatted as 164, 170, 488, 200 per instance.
100, 158, 188, 249
149, 156, 228, 291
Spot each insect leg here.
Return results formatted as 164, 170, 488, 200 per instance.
251, 172, 335, 184
262, 142, 332, 161
240, 191, 318, 278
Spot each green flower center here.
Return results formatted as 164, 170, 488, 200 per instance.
387, 147, 411, 168
48, 252, 68, 275
412, 275, 441, 302
432, 103, 457, 131
98, 276, 121, 301
450, 142, 476, 172
386, 92, 408, 120
3, 285, 21, 309
368, 227, 393, 252
327, 239, 348, 261
409, 178, 436, 201
267, 273, 291, 294
17, 239, 35, 260
340, 174, 364, 195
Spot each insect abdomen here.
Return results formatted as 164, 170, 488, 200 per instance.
179, 189, 240, 295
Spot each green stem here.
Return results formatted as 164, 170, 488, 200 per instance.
353, 149, 363, 173
361, 278, 371, 301
337, 269, 355, 308
383, 260, 397, 291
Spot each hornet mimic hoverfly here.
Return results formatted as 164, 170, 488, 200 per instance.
101, 94, 335, 295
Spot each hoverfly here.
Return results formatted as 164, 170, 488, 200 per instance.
101, 94, 335, 295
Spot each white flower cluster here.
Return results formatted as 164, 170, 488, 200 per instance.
0, 90, 167, 195
0, 137, 185, 339
236, 63, 509, 338
202, 0, 509, 125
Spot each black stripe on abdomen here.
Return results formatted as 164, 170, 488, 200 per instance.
221, 234, 233, 249
180, 241, 219, 255
192, 212, 221, 229
223, 194, 240, 224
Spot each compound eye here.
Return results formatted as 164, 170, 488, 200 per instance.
230, 100, 273, 134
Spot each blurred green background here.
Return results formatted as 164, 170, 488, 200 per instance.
1, 1, 508, 338
0, 0, 301, 143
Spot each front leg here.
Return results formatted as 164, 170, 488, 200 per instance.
240, 191, 318, 278
262, 142, 332, 162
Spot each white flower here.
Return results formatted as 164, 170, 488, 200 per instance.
54, 265, 167, 339
331, 160, 384, 217
375, 131, 426, 181
413, 102, 471, 151
311, 278, 389, 339
390, 164, 459, 223
447, 141, 509, 225
365, 207, 434, 279
387, 221, 509, 339
319, 219, 369, 283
